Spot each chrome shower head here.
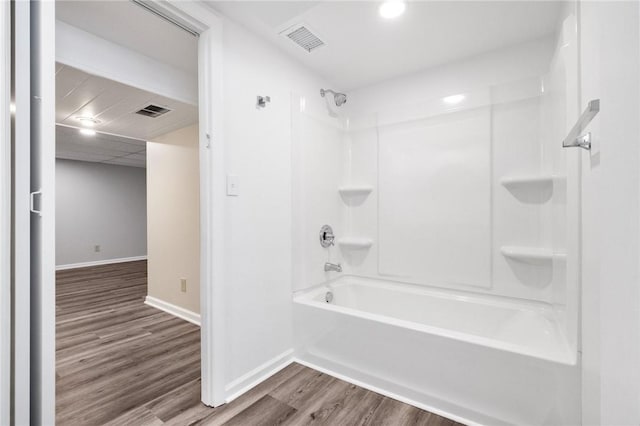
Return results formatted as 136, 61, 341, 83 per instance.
320, 88, 347, 107
334, 93, 347, 107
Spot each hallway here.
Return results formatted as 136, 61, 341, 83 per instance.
56, 261, 201, 425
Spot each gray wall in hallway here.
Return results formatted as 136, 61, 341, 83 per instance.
56, 159, 147, 267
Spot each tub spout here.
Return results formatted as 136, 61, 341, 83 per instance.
324, 262, 342, 272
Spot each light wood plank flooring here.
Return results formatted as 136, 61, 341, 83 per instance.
57, 260, 462, 425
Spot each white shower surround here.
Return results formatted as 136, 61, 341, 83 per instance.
292, 7, 581, 425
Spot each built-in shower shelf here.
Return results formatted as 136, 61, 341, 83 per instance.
500, 174, 565, 188
338, 186, 374, 197
337, 238, 374, 250
501, 246, 567, 263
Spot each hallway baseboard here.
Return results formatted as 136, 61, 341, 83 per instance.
55, 255, 147, 271
144, 295, 201, 326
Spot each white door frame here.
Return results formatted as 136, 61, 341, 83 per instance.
28, 1, 227, 419
143, 0, 227, 406
0, 1, 12, 424
193, 17, 227, 407
13, 1, 33, 423
10, 1, 58, 423
31, 0, 57, 423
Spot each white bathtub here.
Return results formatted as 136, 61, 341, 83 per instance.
293, 276, 580, 425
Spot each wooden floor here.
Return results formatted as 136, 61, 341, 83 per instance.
57, 260, 462, 426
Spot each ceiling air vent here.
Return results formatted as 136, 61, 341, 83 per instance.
280, 24, 325, 53
135, 104, 171, 118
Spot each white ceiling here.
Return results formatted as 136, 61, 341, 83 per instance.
208, 1, 563, 90
56, 63, 199, 168
55, 1, 562, 91
56, 0, 198, 75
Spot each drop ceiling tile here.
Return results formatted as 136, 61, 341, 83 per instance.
121, 153, 147, 162
56, 63, 197, 165
56, 151, 116, 162
103, 157, 146, 168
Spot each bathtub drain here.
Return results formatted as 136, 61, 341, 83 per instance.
325, 291, 333, 303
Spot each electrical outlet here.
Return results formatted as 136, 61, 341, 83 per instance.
94, 245, 101, 253
180, 278, 187, 293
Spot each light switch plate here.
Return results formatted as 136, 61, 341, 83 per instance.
227, 175, 239, 196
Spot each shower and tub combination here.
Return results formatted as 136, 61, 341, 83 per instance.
291, 7, 582, 426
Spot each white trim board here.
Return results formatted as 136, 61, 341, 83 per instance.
292, 358, 482, 426
55, 255, 147, 271
217, 353, 479, 426
225, 349, 294, 403
144, 295, 201, 326
12, 2, 32, 422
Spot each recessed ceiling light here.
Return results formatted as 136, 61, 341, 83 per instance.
443, 94, 466, 105
79, 128, 96, 136
75, 116, 101, 127
379, 1, 406, 19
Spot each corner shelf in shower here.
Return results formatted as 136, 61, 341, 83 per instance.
501, 246, 567, 263
337, 237, 374, 250
500, 174, 566, 188
338, 186, 374, 197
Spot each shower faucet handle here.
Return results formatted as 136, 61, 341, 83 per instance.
323, 232, 335, 245
319, 224, 335, 248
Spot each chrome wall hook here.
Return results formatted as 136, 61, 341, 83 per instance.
256, 95, 271, 109
564, 132, 592, 150
562, 99, 600, 151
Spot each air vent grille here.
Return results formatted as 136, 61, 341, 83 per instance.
281, 24, 325, 53
135, 104, 171, 118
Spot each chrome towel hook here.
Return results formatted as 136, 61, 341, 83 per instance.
256, 95, 271, 109
562, 99, 600, 150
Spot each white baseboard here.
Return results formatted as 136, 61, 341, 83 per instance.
144, 296, 201, 327
218, 352, 475, 425
224, 349, 295, 403
56, 255, 147, 271
292, 358, 480, 426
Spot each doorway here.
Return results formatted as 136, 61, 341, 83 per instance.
7, 1, 224, 422
54, 62, 201, 423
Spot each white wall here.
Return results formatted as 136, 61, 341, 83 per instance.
344, 36, 555, 116
147, 124, 200, 315
220, 18, 335, 391
55, 159, 147, 267
580, 1, 640, 424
